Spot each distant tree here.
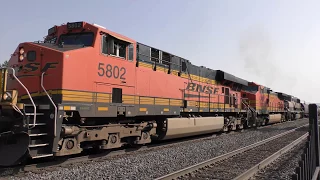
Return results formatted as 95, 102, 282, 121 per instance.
0, 60, 8, 68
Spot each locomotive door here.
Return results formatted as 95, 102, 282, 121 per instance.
95, 35, 136, 117
224, 88, 230, 105
95, 62, 136, 118
259, 87, 267, 113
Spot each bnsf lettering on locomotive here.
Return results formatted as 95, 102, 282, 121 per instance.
42, 62, 58, 72
24, 63, 39, 72
186, 82, 218, 94
97, 63, 126, 80
18, 62, 58, 72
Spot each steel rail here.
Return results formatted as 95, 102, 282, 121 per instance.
233, 132, 308, 180
312, 167, 320, 180
154, 124, 309, 180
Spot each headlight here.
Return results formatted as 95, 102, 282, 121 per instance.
19, 47, 25, 62
2, 92, 12, 101
19, 55, 24, 61
19, 48, 24, 54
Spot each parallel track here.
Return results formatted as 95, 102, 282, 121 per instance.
155, 124, 309, 180
0, 120, 308, 178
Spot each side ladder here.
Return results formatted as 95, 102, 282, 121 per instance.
27, 72, 58, 159
241, 99, 257, 127
25, 104, 53, 159
3, 68, 57, 159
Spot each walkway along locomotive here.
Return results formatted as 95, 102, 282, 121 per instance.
0, 21, 306, 166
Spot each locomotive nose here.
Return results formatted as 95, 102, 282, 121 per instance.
0, 132, 30, 166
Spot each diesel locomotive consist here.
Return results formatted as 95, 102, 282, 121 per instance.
0, 21, 308, 166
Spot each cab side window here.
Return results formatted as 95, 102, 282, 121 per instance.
102, 36, 108, 54
112, 41, 126, 58
102, 35, 133, 61
128, 44, 134, 61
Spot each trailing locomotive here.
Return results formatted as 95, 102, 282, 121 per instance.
0, 21, 306, 166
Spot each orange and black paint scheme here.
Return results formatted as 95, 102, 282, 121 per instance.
0, 21, 305, 166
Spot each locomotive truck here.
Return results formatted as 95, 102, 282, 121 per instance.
0, 21, 305, 166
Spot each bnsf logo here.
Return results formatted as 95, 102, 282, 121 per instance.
18, 62, 58, 72
186, 82, 219, 94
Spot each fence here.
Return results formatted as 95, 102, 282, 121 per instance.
291, 104, 320, 180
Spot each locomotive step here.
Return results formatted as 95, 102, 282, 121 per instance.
25, 113, 45, 116
28, 123, 46, 126
29, 143, 49, 148
29, 145, 53, 158
27, 118, 48, 124
28, 125, 48, 135
28, 133, 50, 153
29, 133, 48, 137
24, 104, 51, 114
30, 136, 48, 142
31, 154, 54, 159
24, 104, 50, 108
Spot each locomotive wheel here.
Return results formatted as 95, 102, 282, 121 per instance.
0, 132, 30, 167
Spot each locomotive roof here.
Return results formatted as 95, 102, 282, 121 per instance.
215, 70, 249, 86
136, 41, 249, 87
92, 23, 136, 43
276, 92, 291, 97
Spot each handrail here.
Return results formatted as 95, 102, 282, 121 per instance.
6, 67, 37, 128
11, 103, 24, 116
241, 99, 256, 113
41, 72, 57, 137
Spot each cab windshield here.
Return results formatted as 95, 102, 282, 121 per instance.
58, 32, 94, 47
243, 86, 258, 93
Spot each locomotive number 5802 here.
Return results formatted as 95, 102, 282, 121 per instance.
97, 63, 126, 80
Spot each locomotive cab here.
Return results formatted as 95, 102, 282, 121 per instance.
0, 22, 99, 166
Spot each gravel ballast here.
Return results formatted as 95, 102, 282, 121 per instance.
252, 139, 307, 180
180, 128, 307, 179
5, 119, 309, 180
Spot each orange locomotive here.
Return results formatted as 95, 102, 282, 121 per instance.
242, 82, 285, 125
0, 21, 303, 166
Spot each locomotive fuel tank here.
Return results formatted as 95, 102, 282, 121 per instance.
160, 116, 224, 140
268, 114, 282, 124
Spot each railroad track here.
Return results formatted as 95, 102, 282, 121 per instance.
0, 126, 248, 175
155, 124, 309, 180
0, 127, 248, 174
0, 119, 308, 178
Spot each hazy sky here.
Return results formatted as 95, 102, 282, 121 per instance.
0, 0, 319, 103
